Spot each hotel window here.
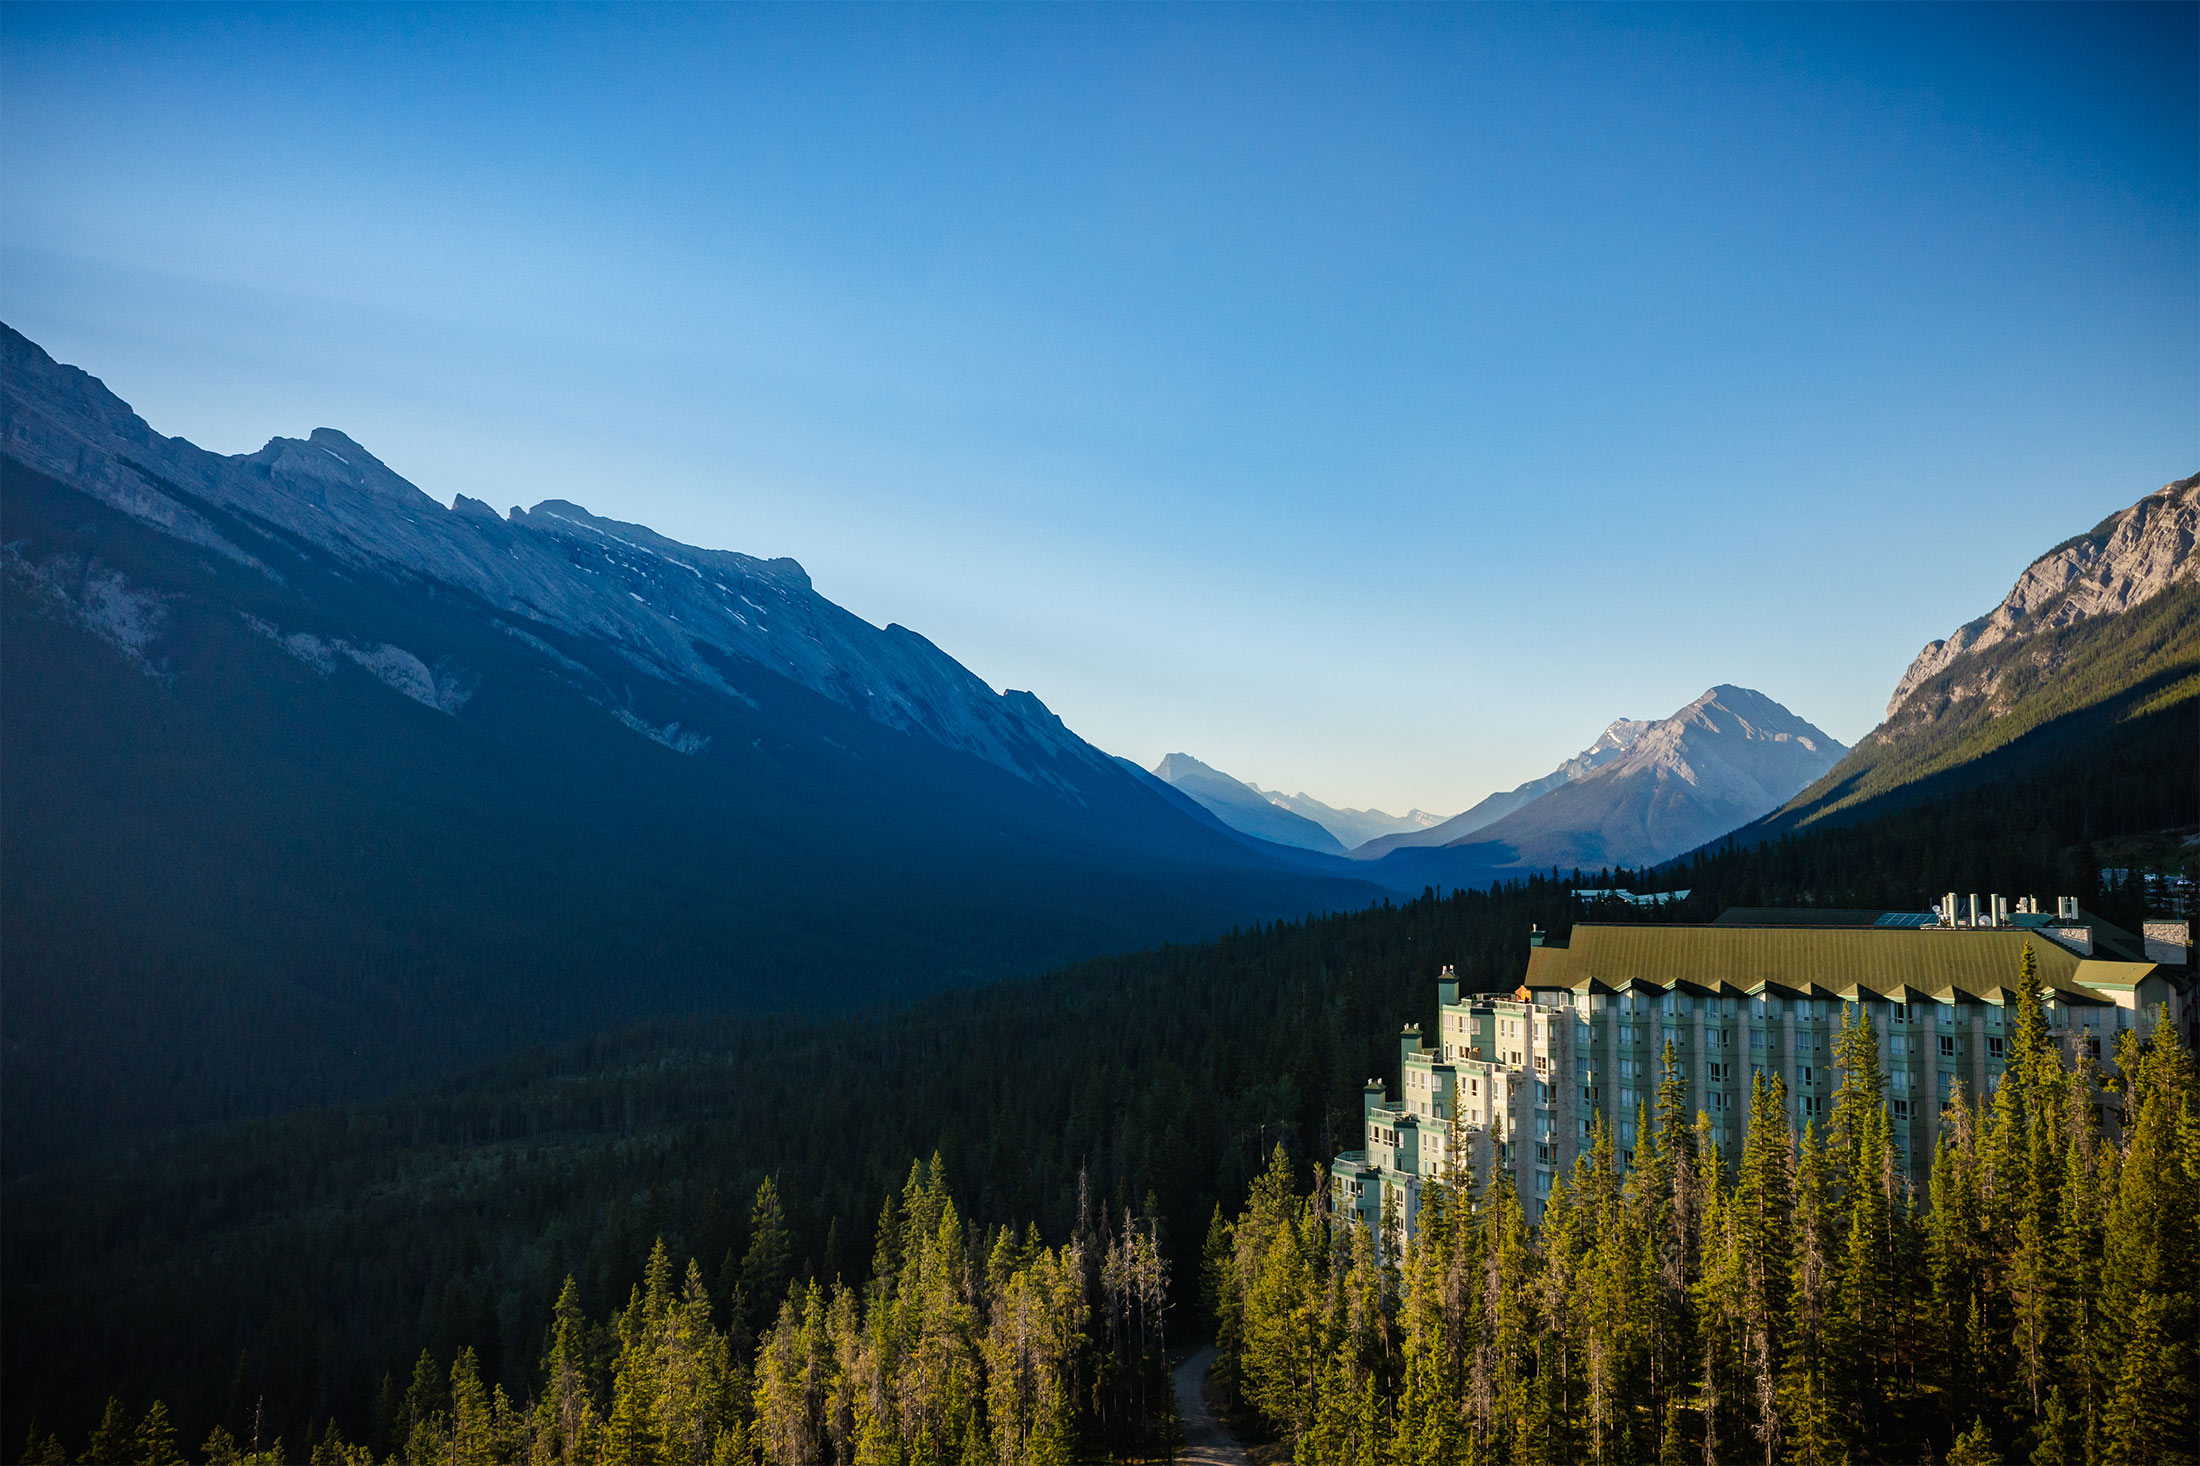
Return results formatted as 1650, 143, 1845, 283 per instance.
1939, 1034, 1956, 1058
1892, 1098, 1910, 1120
1750, 1030, 1763, 1049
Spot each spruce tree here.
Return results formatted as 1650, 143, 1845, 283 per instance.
127, 1399, 180, 1466
83, 1395, 131, 1466
1730, 1072, 1794, 1466
2099, 1010, 2199, 1465
742, 1178, 794, 1339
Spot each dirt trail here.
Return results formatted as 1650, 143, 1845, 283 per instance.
1172, 1346, 1251, 1466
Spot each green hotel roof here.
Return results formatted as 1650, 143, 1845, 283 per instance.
1525, 924, 2161, 1006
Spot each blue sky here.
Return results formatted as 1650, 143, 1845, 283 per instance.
4, 3, 2193, 814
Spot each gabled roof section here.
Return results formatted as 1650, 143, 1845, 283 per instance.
1554, 923, 2139, 1003
2072, 959, 2165, 991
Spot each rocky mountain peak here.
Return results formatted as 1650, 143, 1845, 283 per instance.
244, 428, 443, 510
1887, 473, 2198, 717
0, 321, 1109, 794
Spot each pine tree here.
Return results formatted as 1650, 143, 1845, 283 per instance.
133, 1399, 181, 1466
1778, 1123, 1842, 1466
743, 1179, 794, 1340
1731, 1071, 1794, 1466
537, 1275, 600, 1464
1945, 1415, 2003, 1466
2099, 1009, 2199, 1465
448, 1347, 493, 1466
86, 1396, 134, 1466
1691, 1123, 1735, 1466
17, 1423, 69, 1466
201, 1425, 241, 1466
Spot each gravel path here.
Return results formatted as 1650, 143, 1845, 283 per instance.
1173, 1346, 1251, 1466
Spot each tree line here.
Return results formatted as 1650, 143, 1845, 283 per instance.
1204, 948, 2198, 1466
17, 1158, 1178, 1465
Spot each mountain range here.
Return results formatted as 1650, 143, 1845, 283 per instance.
1251, 788, 1448, 848
0, 323, 1385, 1160
6, 316, 2191, 1163
1148, 753, 1348, 854
1350, 717, 1656, 858
1172, 687, 1844, 877
1430, 685, 1844, 870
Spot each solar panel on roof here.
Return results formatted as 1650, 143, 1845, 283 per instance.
1874, 912, 1939, 928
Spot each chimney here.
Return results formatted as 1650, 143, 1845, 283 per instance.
1528, 924, 1545, 949
1402, 1025, 1422, 1062
2057, 896, 2080, 922
1437, 965, 1459, 1006
1943, 892, 1959, 928
1968, 894, 1981, 927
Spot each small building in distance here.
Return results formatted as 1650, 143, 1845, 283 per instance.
1332, 899, 2190, 1244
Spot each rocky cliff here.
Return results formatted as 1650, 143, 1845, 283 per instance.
0, 324, 1110, 797
1886, 474, 2198, 720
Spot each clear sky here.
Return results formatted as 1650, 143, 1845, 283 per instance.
4, 4, 2194, 815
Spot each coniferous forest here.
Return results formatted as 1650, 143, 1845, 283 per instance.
19, 1157, 1177, 1466
4, 715, 2195, 1463
1205, 954, 2198, 1466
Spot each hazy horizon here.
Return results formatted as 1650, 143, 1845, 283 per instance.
4, 3, 2193, 813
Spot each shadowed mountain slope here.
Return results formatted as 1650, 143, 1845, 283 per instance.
0, 326, 1384, 1166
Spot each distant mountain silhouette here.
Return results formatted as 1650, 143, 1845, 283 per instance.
1249, 786, 1448, 850
1151, 753, 1347, 854
1435, 686, 1845, 869
1350, 717, 1652, 859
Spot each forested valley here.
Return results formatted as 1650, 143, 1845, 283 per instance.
1205, 957, 2198, 1466
23, 1157, 1177, 1466
5, 689, 2194, 1463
